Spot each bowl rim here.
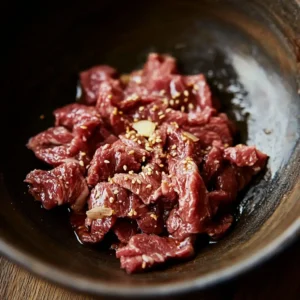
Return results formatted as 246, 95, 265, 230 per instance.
0, 216, 299, 297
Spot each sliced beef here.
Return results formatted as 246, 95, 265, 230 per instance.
27, 127, 89, 167
25, 52, 269, 274
87, 140, 148, 185
54, 103, 102, 138
205, 214, 234, 239
25, 161, 88, 211
223, 145, 268, 171
113, 219, 138, 244
202, 146, 223, 182
116, 234, 194, 273
80, 65, 117, 105
113, 163, 162, 205
166, 158, 211, 240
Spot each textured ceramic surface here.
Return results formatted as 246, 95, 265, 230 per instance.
0, 0, 299, 297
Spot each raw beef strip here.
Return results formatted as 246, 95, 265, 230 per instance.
184, 74, 213, 110
165, 128, 211, 239
202, 146, 224, 182
113, 163, 162, 205
166, 158, 211, 240
87, 140, 148, 185
113, 219, 138, 244
54, 103, 102, 138
223, 145, 268, 171
96, 79, 124, 119
25, 161, 88, 211
80, 65, 117, 105
116, 234, 194, 273
205, 214, 234, 239
27, 127, 89, 167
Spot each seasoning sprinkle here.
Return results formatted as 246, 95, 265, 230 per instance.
128, 150, 135, 155
183, 90, 189, 97
146, 184, 151, 189
188, 103, 194, 110
79, 160, 84, 167
137, 179, 142, 184
129, 170, 134, 174
150, 214, 158, 220
113, 190, 119, 194
123, 165, 128, 171
109, 197, 114, 203
80, 125, 87, 129
159, 114, 165, 119
181, 106, 185, 112
104, 160, 110, 164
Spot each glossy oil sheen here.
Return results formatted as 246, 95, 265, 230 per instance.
0, 0, 299, 297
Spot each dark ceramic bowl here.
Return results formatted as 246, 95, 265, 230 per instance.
0, 0, 299, 298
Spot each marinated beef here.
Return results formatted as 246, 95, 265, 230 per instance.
25, 53, 268, 274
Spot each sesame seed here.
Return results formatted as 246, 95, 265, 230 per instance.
129, 170, 134, 174
146, 184, 151, 189
142, 156, 146, 162
119, 111, 123, 115
125, 176, 129, 181
79, 160, 84, 167
159, 90, 166, 96
159, 164, 164, 168
175, 99, 180, 105
109, 197, 114, 203
132, 179, 136, 184
184, 98, 189, 103
181, 106, 185, 112
136, 189, 140, 195
108, 94, 112, 99
134, 118, 139, 122
171, 151, 177, 157
159, 114, 165, 119
40, 114, 45, 119
158, 111, 163, 116
142, 261, 146, 269
80, 151, 86, 156
104, 160, 110, 164
113, 190, 119, 194
113, 108, 118, 115
137, 140, 142, 145
183, 90, 189, 97
193, 84, 199, 90
156, 171, 159, 175
139, 106, 144, 111
169, 99, 174, 106
80, 125, 87, 129
137, 179, 142, 184
146, 146, 153, 151
123, 165, 128, 171
188, 103, 194, 109
128, 150, 135, 155
166, 108, 172, 113
171, 145, 177, 150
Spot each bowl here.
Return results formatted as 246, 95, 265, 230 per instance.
0, 0, 299, 297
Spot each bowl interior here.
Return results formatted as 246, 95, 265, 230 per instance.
0, 0, 299, 296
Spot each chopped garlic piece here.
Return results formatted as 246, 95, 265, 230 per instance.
182, 131, 199, 142
86, 207, 113, 219
132, 120, 156, 137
